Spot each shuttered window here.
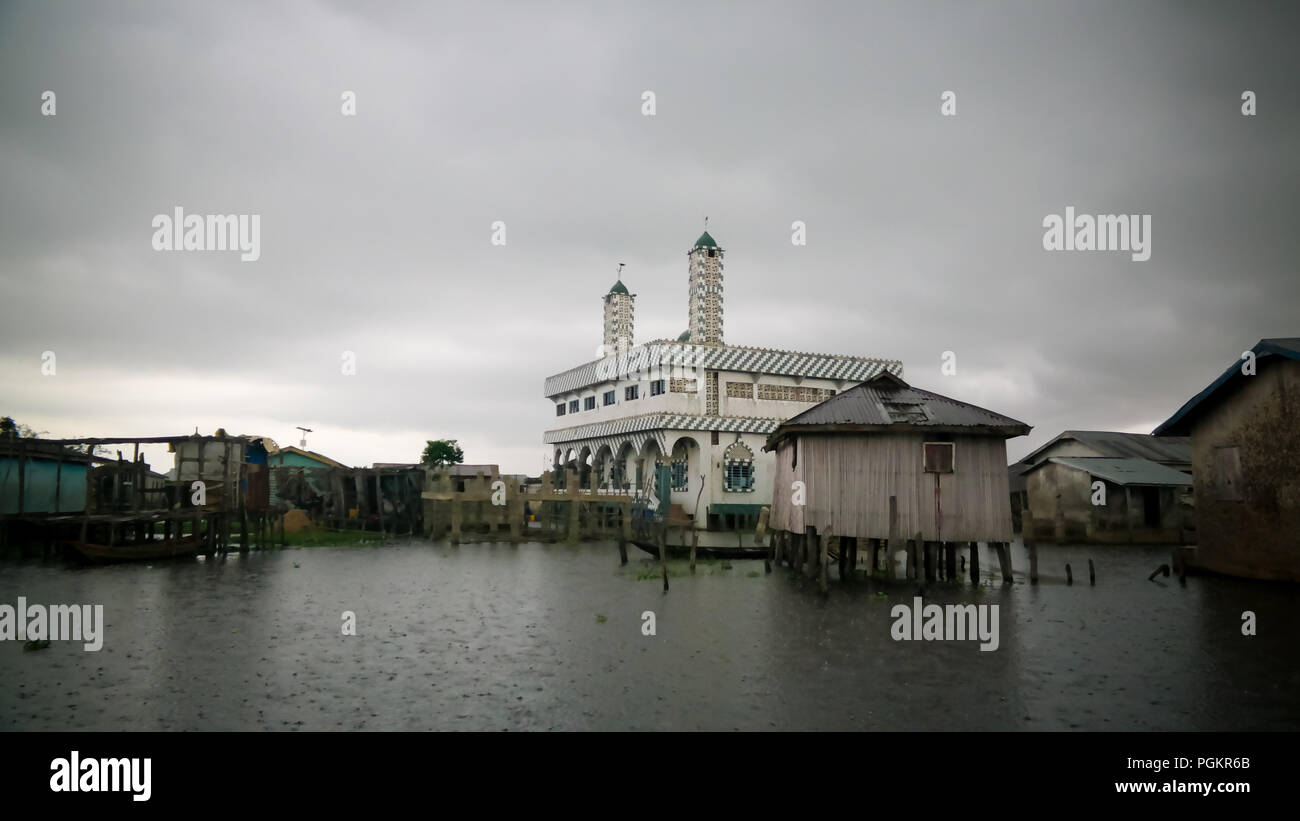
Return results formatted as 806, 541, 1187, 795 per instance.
923, 442, 954, 473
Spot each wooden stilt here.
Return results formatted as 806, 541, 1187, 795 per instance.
996, 541, 1012, 583
906, 538, 917, 581
888, 496, 900, 583
923, 541, 935, 582
1089, 558, 1096, 586
1025, 509, 1039, 584
450, 498, 462, 546
1066, 563, 1073, 585
567, 495, 580, 543
658, 526, 669, 592
509, 480, 523, 542
969, 541, 979, 585
689, 528, 697, 574
812, 531, 826, 593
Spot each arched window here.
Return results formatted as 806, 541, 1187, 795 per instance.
724, 441, 755, 492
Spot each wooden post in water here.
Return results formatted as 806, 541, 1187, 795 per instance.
618, 500, 630, 565
1125, 487, 1135, 544
848, 537, 859, 582
816, 532, 826, 597
567, 469, 580, 543
923, 541, 935, 582
450, 497, 462, 546
1065, 563, 1073, 585
510, 480, 523, 542
969, 542, 980, 585
886, 496, 900, 582
996, 541, 1012, 583
1089, 558, 1096, 585
16, 441, 25, 516
689, 527, 698, 574
1024, 508, 1039, 584
658, 525, 669, 592
945, 542, 957, 581
906, 538, 917, 581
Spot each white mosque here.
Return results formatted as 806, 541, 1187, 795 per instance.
542, 229, 901, 536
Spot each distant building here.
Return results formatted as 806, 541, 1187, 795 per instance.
1153, 338, 1300, 581
765, 372, 1030, 545
1020, 457, 1193, 544
1009, 430, 1194, 543
270, 446, 347, 470
0, 439, 91, 514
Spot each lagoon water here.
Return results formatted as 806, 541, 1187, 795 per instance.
2, 540, 1297, 731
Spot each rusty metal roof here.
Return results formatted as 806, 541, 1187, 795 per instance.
1020, 430, 1191, 465
767, 372, 1030, 447
1030, 457, 1193, 487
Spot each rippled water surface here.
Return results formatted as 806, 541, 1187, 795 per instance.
2, 539, 1297, 731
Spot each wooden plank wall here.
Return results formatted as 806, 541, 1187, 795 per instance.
771, 432, 1014, 542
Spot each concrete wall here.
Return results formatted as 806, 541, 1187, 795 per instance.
1025, 464, 1189, 544
1189, 358, 1300, 581
549, 367, 849, 428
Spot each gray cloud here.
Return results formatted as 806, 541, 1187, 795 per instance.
2, 0, 1297, 470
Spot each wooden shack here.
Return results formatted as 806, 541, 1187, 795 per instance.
764, 371, 1030, 584
1153, 337, 1300, 581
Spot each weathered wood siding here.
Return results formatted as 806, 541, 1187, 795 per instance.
770, 439, 805, 534
770, 432, 1013, 542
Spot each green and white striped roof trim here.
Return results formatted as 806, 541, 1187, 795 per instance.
544, 341, 901, 397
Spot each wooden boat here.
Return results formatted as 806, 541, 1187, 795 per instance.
630, 539, 768, 560
64, 536, 202, 563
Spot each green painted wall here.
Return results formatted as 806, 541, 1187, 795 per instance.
0, 458, 87, 514
272, 452, 334, 469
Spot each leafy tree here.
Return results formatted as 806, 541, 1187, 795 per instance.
1, 416, 42, 438
421, 439, 464, 468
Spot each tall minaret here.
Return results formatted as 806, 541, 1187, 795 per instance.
603, 265, 635, 355
687, 227, 724, 345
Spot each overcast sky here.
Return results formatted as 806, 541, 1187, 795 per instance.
2, 0, 1297, 474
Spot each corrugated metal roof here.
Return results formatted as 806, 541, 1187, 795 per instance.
769, 372, 1030, 441
1020, 430, 1191, 464
1154, 337, 1300, 436
544, 340, 901, 396
1034, 457, 1193, 487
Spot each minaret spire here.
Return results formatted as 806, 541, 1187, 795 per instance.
603, 264, 635, 356
687, 225, 724, 345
